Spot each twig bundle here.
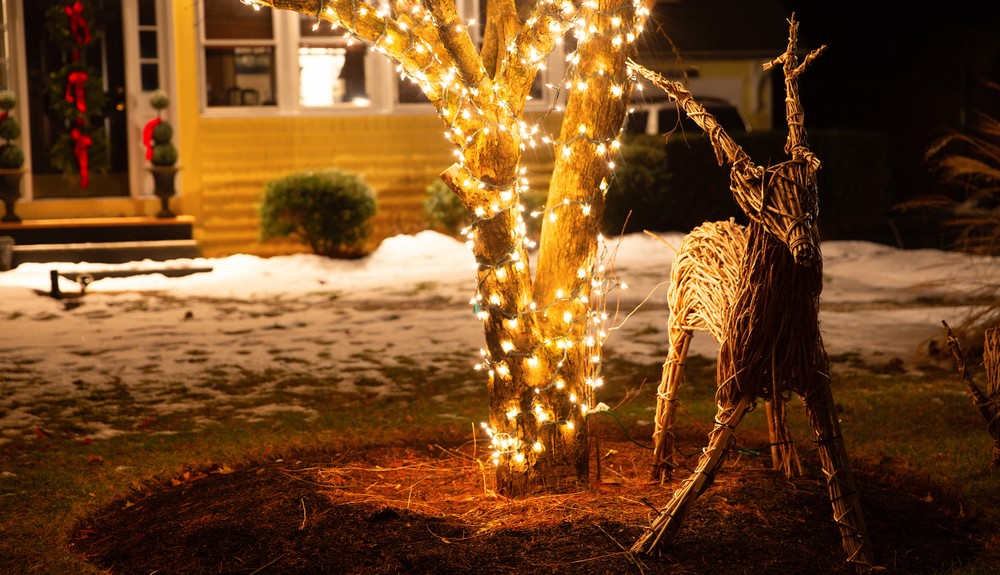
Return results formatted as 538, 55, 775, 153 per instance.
629, 15, 876, 574
943, 321, 1000, 469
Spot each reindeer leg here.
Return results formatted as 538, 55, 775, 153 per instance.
766, 395, 802, 477
802, 376, 877, 574
633, 383, 756, 554
650, 327, 692, 481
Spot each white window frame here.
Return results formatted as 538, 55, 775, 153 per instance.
196, 0, 562, 117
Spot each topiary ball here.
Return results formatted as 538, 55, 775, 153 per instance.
0, 90, 16, 112
151, 121, 173, 144
150, 90, 169, 110
0, 144, 25, 169
151, 143, 178, 166
0, 117, 20, 141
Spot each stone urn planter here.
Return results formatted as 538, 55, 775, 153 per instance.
149, 165, 179, 218
0, 168, 24, 223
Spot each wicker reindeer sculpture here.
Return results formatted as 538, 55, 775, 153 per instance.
627, 18, 876, 573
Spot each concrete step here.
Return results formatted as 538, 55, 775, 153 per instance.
10, 239, 201, 266
0, 216, 196, 245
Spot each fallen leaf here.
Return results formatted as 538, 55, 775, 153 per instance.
87, 454, 104, 464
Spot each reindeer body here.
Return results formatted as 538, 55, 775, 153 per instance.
628, 17, 877, 573
653, 156, 824, 479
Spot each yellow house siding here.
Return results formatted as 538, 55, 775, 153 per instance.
192, 115, 454, 256
169, 4, 558, 258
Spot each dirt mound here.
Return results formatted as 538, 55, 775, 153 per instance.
70, 440, 979, 574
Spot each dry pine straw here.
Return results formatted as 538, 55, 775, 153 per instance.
71, 433, 981, 575
303, 442, 659, 535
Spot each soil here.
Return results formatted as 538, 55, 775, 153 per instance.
70, 429, 986, 575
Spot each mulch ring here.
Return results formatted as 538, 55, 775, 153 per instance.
70, 437, 983, 575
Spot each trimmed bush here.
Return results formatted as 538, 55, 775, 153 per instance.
151, 121, 172, 143
0, 117, 21, 141
424, 178, 467, 235
148, 90, 178, 167
0, 145, 24, 169
604, 130, 894, 240
259, 169, 377, 258
423, 178, 548, 242
151, 143, 178, 166
0, 90, 24, 169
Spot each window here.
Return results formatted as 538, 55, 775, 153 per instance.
201, 0, 278, 107
297, 14, 370, 107
137, 0, 161, 90
198, 0, 560, 114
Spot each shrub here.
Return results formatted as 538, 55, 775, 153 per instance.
0, 145, 24, 169
604, 130, 893, 239
259, 169, 377, 258
0, 116, 21, 141
151, 143, 178, 166
0, 89, 24, 169
917, 88, 1000, 350
148, 90, 177, 167
423, 178, 548, 243
424, 178, 467, 235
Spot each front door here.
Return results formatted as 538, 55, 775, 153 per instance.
24, 0, 129, 199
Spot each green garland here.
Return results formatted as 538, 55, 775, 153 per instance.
44, 1, 109, 186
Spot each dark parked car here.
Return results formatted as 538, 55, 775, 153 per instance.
626, 91, 750, 136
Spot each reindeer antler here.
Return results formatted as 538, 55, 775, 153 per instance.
627, 59, 757, 178
763, 14, 826, 163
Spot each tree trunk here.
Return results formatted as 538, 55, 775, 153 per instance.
252, 0, 640, 496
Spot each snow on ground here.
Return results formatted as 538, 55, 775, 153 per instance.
1, 230, 996, 444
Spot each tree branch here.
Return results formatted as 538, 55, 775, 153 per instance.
420, 0, 488, 90
481, 0, 521, 78
493, 0, 577, 115
259, 0, 451, 101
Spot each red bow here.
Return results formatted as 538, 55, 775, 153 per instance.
65, 2, 92, 48
0, 112, 7, 121
66, 71, 88, 113
71, 127, 92, 189
142, 118, 161, 161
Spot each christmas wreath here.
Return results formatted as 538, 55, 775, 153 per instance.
45, 1, 109, 188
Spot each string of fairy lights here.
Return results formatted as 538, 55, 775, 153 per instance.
242, 0, 649, 468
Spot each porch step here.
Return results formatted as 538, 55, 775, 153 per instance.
0, 216, 201, 268
0, 216, 195, 245
11, 239, 201, 266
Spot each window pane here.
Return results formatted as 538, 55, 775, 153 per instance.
141, 63, 159, 91
138, 0, 157, 26
298, 43, 369, 107
205, 46, 277, 106
204, 0, 273, 40
397, 76, 431, 105
139, 30, 158, 58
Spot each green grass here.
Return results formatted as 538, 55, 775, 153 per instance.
1, 356, 998, 574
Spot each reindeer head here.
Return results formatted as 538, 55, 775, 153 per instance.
732, 156, 821, 266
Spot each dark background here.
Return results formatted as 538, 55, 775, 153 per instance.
633, 1, 1000, 247
784, 1, 1000, 203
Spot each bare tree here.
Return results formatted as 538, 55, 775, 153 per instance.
247, 0, 645, 495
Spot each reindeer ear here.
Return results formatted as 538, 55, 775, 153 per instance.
730, 167, 764, 216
